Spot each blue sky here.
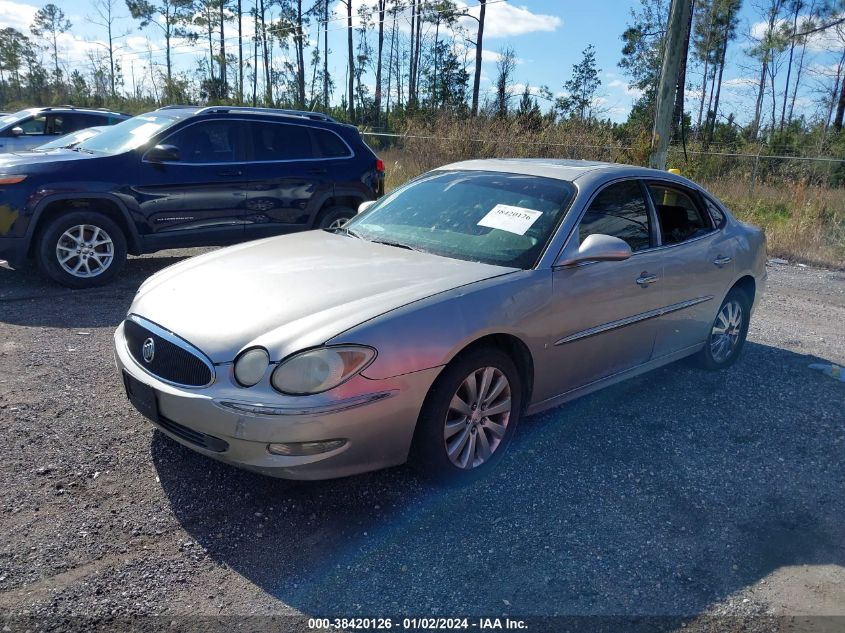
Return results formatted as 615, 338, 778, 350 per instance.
1, 0, 842, 124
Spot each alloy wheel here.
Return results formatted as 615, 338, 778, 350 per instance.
710, 299, 743, 363
328, 217, 350, 230
444, 366, 512, 469
55, 224, 115, 278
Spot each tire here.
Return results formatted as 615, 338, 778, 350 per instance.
412, 347, 523, 483
316, 205, 356, 230
35, 211, 127, 289
696, 287, 751, 370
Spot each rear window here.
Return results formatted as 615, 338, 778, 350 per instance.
249, 121, 315, 160
313, 128, 352, 158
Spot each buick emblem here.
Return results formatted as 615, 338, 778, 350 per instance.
142, 338, 155, 363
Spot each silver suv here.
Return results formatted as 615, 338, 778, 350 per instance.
0, 106, 129, 153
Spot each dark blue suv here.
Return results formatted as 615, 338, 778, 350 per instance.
0, 106, 384, 287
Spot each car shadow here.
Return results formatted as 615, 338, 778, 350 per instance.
0, 252, 203, 328
152, 342, 845, 618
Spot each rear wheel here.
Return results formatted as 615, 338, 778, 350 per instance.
413, 347, 522, 483
316, 205, 356, 230
35, 211, 127, 288
696, 288, 751, 370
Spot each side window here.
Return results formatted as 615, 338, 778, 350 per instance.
45, 114, 69, 135
17, 115, 47, 135
313, 128, 352, 158
704, 197, 727, 228
578, 180, 652, 252
162, 120, 244, 163
648, 184, 712, 245
249, 122, 315, 160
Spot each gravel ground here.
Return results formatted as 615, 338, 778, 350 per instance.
0, 253, 843, 633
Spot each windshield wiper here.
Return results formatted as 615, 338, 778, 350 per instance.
332, 226, 365, 239
368, 238, 421, 252
71, 146, 94, 154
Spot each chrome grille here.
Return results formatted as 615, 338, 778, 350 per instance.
124, 316, 214, 387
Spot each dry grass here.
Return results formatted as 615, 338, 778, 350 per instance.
373, 116, 844, 269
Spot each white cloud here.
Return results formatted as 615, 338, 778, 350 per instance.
481, 49, 525, 65
331, 0, 561, 40
0, 0, 37, 32
608, 78, 642, 98
458, 1, 562, 39
750, 13, 845, 53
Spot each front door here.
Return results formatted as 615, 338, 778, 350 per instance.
543, 179, 665, 399
137, 118, 251, 248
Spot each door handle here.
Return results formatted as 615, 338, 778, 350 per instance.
218, 169, 242, 177
636, 273, 659, 288
713, 256, 732, 267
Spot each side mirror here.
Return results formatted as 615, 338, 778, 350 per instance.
10, 126, 23, 137
358, 200, 376, 214
555, 233, 633, 267
145, 144, 180, 162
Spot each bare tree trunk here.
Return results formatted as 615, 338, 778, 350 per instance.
471, 0, 486, 116
374, 0, 386, 122
238, 0, 243, 102
345, 0, 354, 120
834, 72, 845, 131
220, 0, 227, 98
672, 2, 694, 138
294, 0, 305, 106
779, 2, 800, 132
323, 0, 329, 108
260, 0, 271, 104
750, 60, 767, 139
408, 0, 417, 107
787, 36, 807, 124
385, 6, 396, 115
707, 3, 733, 145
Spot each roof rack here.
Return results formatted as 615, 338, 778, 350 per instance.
156, 104, 201, 110
33, 105, 127, 115
194, 106, 336, 122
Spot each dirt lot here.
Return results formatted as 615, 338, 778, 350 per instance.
0, 252, 843, 632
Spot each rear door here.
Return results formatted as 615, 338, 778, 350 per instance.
547, 179, 665, 395
136, 118, 251, 247
241, 120, 337, 240
646, 181, 736, 359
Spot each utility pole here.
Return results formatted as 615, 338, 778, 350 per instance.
649, 0, 693, 170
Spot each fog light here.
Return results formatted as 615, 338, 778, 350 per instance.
267, 439, 346, 456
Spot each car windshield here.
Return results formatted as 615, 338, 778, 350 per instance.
343, 170, 575, 269
0, 109, 37, 127
76, 113, 178, 154
36, 126, 105, 151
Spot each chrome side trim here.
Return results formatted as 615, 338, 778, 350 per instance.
212, 390, 397, 417
124, 314, 216, 388
554, 296, 714, 346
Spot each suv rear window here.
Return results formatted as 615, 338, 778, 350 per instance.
249, 122, 314, 161
313, 128, 352, 158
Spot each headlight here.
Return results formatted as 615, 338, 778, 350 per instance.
271, 346, 376, 395
234, 347, 270, 387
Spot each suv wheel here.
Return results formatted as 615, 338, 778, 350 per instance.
35, 211, 127, 288
317, 205, 356, 230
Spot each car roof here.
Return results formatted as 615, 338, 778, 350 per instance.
438, 158, 699, 188
155, 105, 337, 124
29, 106, 130, 116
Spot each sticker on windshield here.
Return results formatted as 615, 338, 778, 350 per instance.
477, 204, 543, 235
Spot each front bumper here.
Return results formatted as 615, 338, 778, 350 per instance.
114, 322, 441, 480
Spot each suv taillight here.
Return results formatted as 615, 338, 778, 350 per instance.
376, 159, 385, 173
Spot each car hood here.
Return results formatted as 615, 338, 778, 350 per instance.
130, 230, 517, 363
0, 148, 94, 168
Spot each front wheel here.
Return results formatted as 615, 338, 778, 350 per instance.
697, 288, 751, 370
316, 205, 356, 230
35, 211, 127, 288
412, 347, 522, 483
